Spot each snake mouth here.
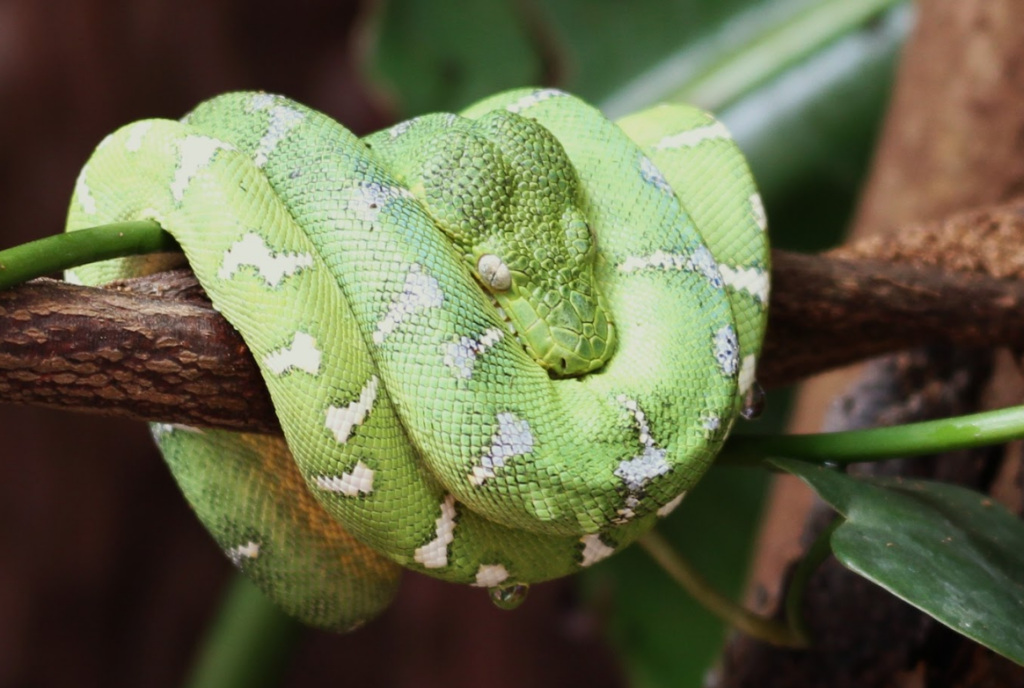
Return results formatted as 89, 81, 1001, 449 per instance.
485, 291, 610, 377
485, 291, 587, 377
486, 292, 522, 345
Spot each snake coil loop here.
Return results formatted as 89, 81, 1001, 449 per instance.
65, 88, 769, 630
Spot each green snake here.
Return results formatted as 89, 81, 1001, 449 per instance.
64, 88, 769, 630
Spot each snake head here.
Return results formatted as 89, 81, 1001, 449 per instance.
403, 110, 616, 377
471, 208, 616, 377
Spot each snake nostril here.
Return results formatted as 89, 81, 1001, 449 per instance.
560, 357, 568, 371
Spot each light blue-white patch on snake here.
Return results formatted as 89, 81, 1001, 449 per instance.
64, 88, 769, 631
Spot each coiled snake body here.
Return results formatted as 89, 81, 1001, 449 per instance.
66, 88, 769, 630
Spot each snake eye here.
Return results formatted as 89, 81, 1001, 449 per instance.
477, 254, 512, 291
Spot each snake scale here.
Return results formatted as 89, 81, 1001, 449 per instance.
64, 88, 769, 630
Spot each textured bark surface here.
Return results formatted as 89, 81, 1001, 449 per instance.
720, 1, 1024, 685
0, 274, 275, 432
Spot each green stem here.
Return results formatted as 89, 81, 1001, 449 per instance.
638, 530, 807, 648
0, 221, 177, 290
783, 517, 841, 644
720, 405, 1024, 467
181, 575, 302, 688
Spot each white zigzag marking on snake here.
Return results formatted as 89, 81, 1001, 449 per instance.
372, 264, 444, 345
415, 495, 457, 568
689, 246, 725, 287
613, 396, 670, 522
472, 564, 510, 587
344, 182, 416, 225
639, 155, 672, 194
443, 328, 504, 379
316, 461, 375, 496
657, 492, 687, 518
151, 423, 204, 439
218, 232, 314, 287
171, 135, 236, 201
750, 192, 768, 232
325, 375, 379, 444
74, 168, 96, 214
226, 541, 260, 566
246, 93, 279, 112
618, 246, 723, 288
505, 88, 567, 113
738, 354, 757, 396
655, 121, 732, 150
264, 331, 322, 376
469, 412, 534, 486
579, 534, 615, 567
386, 117, 418, 139
125, 121, 154, 152
253, 106, 305, 168
714, 325, 740, 377
719, 264, 769, 304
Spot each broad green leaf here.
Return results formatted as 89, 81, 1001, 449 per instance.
539, 0, 764, 105
774, 459, 1024, 666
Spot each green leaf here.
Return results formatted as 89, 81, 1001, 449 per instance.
774, 459, 1024, 666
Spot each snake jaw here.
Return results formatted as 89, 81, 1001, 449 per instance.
485, 291, 521, 342
486, 282, 616, 378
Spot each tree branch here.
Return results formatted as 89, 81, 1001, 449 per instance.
4, 199, 1024, 434
0, 270, 275, 433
